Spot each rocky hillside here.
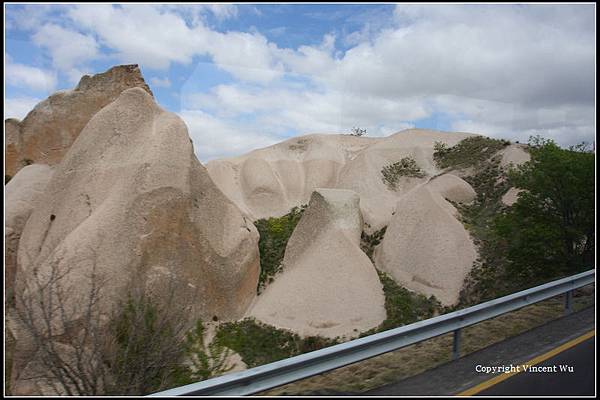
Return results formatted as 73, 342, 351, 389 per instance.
207, 130, 530, 307
5, 64, 535, 395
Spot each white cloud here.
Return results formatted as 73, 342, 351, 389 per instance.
183, 81, 428, 143
206, 31, 285, 83
178, 109, 280, 161
150, 76, 171, 88
32, 23, 99, 79
4, 96, 41, 120
6, 4, 596, 159
5, 4, 67, 32
68, 5, 208, 70
202, 4, 238, 21
68, 5, 282, 83
433, 94, 596, 146
177, 2, 595, 156
5, 58, 57, 92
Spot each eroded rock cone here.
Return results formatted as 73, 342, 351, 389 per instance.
5, 64, 153, 177
248, 188, 385, 339
12, 87, 260, 395
374, 176, 477, 306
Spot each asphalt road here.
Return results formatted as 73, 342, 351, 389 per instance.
476, 336, 595, 396
356, 307, 595, 397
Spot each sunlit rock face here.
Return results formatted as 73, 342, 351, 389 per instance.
11, 87, 260, 395
5, 64, 153, 177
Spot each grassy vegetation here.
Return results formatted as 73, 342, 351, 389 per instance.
362, 271, 441, 336
180, 320, 235, 382
381, 157, 426, 190
214, 318, 339, 368
360, 226, 387, 261
254, 205, 307, 293
108, 294, 240, 394
433, 136, 510, 170
431, 135, 517, 306
462, 155, 510, 205
108, 293, 192, 394
447, 155, 515, 306
261, 287, 594, 395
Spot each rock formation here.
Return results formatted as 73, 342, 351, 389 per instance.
207, 129, 476, 230
5, 64, 153, 177
374, 176, 478, 306
207, 134, 374, 220
5, 59, 536, 392
5, 164, 54, 303
499, 144, 530, 206
16, 86, 260, 321
499, 144, 530, 168
426, 173, 477, 204
209, 129, 489, 307
501, 187, 523, 206
11, 87, 260, 395
248, 188, 386, 339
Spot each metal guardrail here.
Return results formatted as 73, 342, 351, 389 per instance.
150, 269, 595, 396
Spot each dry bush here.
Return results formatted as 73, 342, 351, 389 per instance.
12, 254, 200, 395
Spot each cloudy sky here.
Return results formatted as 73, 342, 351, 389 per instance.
4, 3, 596, 160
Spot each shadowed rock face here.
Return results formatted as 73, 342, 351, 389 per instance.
5, 64, 153, 177
5, 164, 54, 304
248, 188, 386, 339
11, 87, 260, 395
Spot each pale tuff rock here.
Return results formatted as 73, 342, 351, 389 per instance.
207, 129, 477, 231
16, 87, 259, 322
498, 144, 530, 206
5, 64, 153, 177
5, 118, 21, 176
248, 189, 386, 339
426, 173, 476, 204
499, 144, 530, 168
206, 134, 374, 220
5, 164, 54, 301
374, 182, 478, 306
501, 187, 523, 206
12, 87, 260, 395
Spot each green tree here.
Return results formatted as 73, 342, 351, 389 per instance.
494, 136, 594, 283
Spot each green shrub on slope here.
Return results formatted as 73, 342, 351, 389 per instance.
254, 205, 307, 293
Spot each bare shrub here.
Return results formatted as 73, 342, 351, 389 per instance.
11, 254, 215, 396
350, 127, 367, 136
13, 257, 110, 395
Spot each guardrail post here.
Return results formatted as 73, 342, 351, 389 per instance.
452, 328, 461, 360
564, 290, 572, 315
